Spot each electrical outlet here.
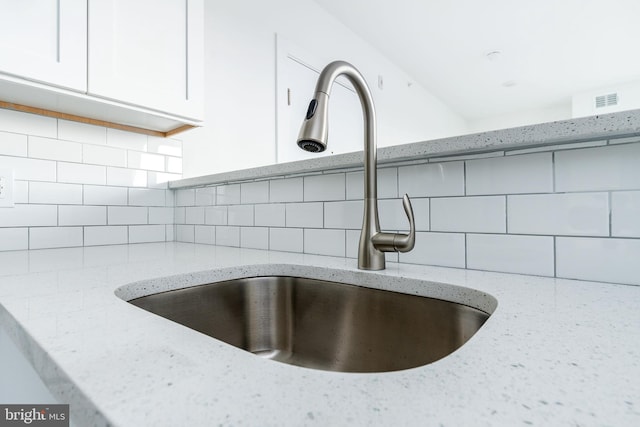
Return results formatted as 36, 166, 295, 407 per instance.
0, 168, 15, 208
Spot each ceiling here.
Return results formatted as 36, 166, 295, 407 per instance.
312, 0, 640, 120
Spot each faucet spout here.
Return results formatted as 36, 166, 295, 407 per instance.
297, 60, 415, 270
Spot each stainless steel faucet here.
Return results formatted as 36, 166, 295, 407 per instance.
297, 60, 415, 270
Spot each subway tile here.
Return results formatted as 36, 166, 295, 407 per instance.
84, 226, 128, 246
227, 205, 253, 226
185, 207, 206, 225
0, 155, 56, 181
205, 206, 227, 225
59, 206, 107, 226
241, 227, 269, 250
166, 225, 175, 241
59, 162, 106, 185
128, 188, 165, 207
106, 167, 147, 187
108, 207, 147, 225
270, 177, 303, 202
128, 151, 165, 172
398, 161, 464, 197
148, 172, 181, 189
175, 189, 195, 207
431, 196, 506, 233
286, 203, 323, 228
254, 204, 285, 227
165, 190, 174, 207
304, 174, 345, 201
379, 198, 429, 231
129, 225, 165, 243
241, 181, 269, 204
166, 156, 182, 174
611, 191, 640, 237
0, 228, 28, 251
508, 193, 609, 236
467, 234, 554, 276
399, 232, 465, 268
0, 131, 27, 156
174, 207, 185, 224
58, 120, 107, 145
324, 200, 362, 229
83, 144, 127, 167
149, 207, 174, 225
176, 225, 195, 243
195, 187, 215, 206
29, 227, 83, 250
555, 143, 640, 192
107, 128, 147, 151
270, 228, 303, 253
346, 167, 398, 200
30, 182, 82, 205
194, 225, 215, 244
216, 226, 240, 247
466, 152, 553, 195
13, 181, 28, 204
147, 137, 182, 156
304, 229, 345, 257
28, 136, 82, 162
0, 205, 57, 227
83, 185, 127, 206
216, 184, 241, 205
0, 109, 56, 138
556, 237, 640, 285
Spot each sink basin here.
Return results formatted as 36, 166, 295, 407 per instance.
128, 276, 491, 373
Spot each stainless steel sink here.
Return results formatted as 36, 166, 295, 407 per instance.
128, 276, 491, 373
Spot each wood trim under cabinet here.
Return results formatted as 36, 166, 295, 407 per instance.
0, 100, 196, 138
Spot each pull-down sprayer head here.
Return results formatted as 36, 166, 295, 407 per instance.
297, 92, 329, 153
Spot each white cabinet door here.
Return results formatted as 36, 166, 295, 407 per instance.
88, 0, 204, 120
0, 0, 87, 91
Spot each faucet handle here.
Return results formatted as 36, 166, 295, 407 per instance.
371, 194, 416, 253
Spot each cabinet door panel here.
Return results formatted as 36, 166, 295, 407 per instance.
0, 0, 87, 91
88, 0, 203, 120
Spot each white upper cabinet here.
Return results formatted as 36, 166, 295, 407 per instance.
0, 0, 87, 91
88, 0, 204, 120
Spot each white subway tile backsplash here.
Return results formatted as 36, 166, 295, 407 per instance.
14, 181, 28, 204
0, 109, 56, 138
128, 151, 165, 172
270, 178, 303, 202
194, 225, 215, 244
379, 198, 429, 231
466, 152, 553, 195
324, 201, 362, 230
107, 128, 147, 151
0, 205, 57, 227
205, 206, 227, 225
346, 168, 398, 200
304, 229, 345, 257
59, 206, 106, 226
0, 155, 56, 181
149, 207, 174, 225
185, 207, 205, 225
30, 227, 83, 249
228, 205, 253, 226
175, 189, 195, 207
84, 226, 128, 246
286, 203, 323, 228
106, 167, 147, 187
467, 234, 554, 276
508, 193, 609, 236
166, 156, 182, 174
0, 228, 28, 251
83, 144, 127, 167
128, 188, 165, 207
0, 131, 27, 156
147, 137, 182, 157
148, 172, 181, 189
30, 182, 82, 205
556, 237, 640, 285
166, 225, 175, 241
216, 184, 241, 205
241, 181, 269, 204
398, 161, 464, 197
270, 228, 303, 252
611, 191, 640, 237
28, 136, 82, 162
431, 196, 506, 233
304, 174, 345, 201
254, 204, 285, 227
108, 207, 147, 225
58, 120, 107, 145
83, 185, 127, 206
555, 143, 640, 192
195, 187, 215, 206
399, 232, 465, 268
176, 225, 195, 243
174, 207, 185, 224
216, 226, 240, 247
241, 227, 269, 250
59, 162, 106, 185
129, 225, 165, 243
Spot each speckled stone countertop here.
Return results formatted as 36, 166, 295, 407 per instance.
170, 109, 640, 188
0, 243, 639, 426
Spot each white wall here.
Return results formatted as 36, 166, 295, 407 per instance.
468, 103, 572, 133
572, 79, 640, 118
181, 0, 467, 178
